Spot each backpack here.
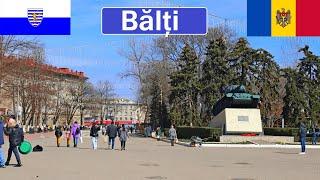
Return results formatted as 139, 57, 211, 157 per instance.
33, 145, 43, 152
55, 128, 62, 137
75, 127, 80, 135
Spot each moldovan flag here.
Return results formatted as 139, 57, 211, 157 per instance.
247, 0, 320, 36
0, 0, 71, 35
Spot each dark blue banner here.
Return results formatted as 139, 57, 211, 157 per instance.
101, 7, 207, 35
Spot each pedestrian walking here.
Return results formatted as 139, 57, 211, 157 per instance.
4, 115, 23, 167
312, 124, 317, 145
130, 126, 133, 134
169, 125, 177, 146
71, 121, 81, 148
0, 116, 5, 168
106, 121, 118, 150
101, 125, 106, 136
156, 126, 161, 141
119, 124, 129, 150
55, 126, 63, 147
90, 122, 100, 150
65, 127, 71, 147
299, 122, 307, 154
79, 125, 84, 144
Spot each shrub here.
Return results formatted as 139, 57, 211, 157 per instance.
263, 128, 300, 141
163, 128, 169, 137
176, 126, 222, 142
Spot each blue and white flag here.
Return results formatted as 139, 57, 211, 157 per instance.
0, 0, 71, 35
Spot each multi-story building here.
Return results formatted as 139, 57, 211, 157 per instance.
0, 56, 87, 126
105, 98, 146, 124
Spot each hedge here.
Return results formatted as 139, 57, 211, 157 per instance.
263, 128, 300, 141
174, 126, 222, 141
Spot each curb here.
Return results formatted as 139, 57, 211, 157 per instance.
201, 144, 320, 149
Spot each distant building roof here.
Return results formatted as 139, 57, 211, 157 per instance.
1, 56, 86, 79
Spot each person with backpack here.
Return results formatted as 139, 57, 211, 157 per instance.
71, 121, 81, 148
106, 121, 118, 150
55, 126, 63, 147
90, 122, 100, 150
119, 124, 129, 151
4, 115, 24, 167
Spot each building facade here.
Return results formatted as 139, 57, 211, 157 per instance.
0, 56, 87, 126
105, 98, 146, 124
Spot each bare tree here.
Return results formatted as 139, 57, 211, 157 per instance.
95, 80, 114, 121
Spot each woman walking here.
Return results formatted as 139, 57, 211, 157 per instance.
90, 123, 100, 150
169, 125, 177, 146
71, 121, 81, 148
119, 124, 129, 151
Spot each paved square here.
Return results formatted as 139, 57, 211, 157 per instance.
0, 133, 319, 180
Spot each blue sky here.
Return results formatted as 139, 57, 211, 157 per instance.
37, 0, 320, 100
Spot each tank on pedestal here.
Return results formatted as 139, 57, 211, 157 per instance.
210, 85, 263, 134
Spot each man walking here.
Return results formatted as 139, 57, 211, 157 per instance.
4, 115, 24, 167
90, 122, 100, 150
55, 125, 63, 147
169, 125, 177, 146
299, 121, 307, 155
0, 115, 5, 168
106, 121, 118, 150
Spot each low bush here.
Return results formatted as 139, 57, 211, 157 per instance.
263, 128, 299, 141
176, 126, 222, 142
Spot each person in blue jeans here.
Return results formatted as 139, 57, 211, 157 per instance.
106, 121, 118, 150
0, 117, 5, 168
299, 122, 307, 154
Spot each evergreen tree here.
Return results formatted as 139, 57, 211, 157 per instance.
297, 46, 320, 125
255, 49, 282, 127
229, 38, 258, 90
169, 44, 201, 126
149, 83, 170, 128
282, 68, 306, 126
200, 38, 232, 124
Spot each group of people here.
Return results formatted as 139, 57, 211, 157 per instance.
0, 115, 24, 168
299, 122, 320, 154
54, 121, 83, 148
54, 121, 129, 151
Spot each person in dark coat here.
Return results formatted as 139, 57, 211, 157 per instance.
299, 122, 307, 154
0, 116, 5, 168
90, 122, 100, 150
106, 121, 118, 150
55, 126, 63, 147
119, 124, 129, 150
4, 115, 24, 167
312, 124, 318, 145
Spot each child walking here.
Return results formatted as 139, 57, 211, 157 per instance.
65, 127, 71, 147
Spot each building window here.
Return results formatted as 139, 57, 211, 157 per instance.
120, 117, 122, 120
